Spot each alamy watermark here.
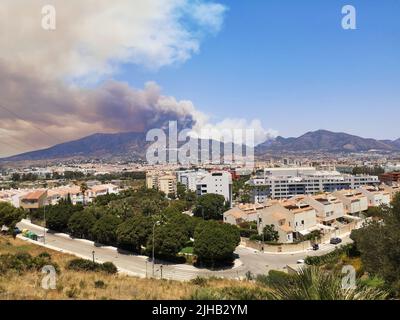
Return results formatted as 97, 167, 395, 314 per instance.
41, 265, 57, 290
341, 265, 356, 290
41, 5, 56, 30
146, 121, 255, 168
342, 5, 357, 30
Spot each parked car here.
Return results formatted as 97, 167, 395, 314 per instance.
297, 259, 305, 264
330, 237, 342, 245
312, 244, 319, 251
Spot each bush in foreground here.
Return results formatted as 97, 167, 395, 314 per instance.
66, 259, 118, 274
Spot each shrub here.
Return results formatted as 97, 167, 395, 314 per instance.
94, 280, 107, 289
0, 252, 59, 274
101, 262, 118, 274
190, 276, 208, 286
66, 258, 117, 274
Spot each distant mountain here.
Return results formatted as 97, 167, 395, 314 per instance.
1, 132, 148, 162
255, 130, 399, 154
0, 131, 244, 163
2, 129, 399, 162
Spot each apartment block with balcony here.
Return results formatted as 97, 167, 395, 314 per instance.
146, 171, 177, 196
249, 167, 379, 202
177, 170, 233, 206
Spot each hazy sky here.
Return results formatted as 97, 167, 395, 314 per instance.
0, 0, 399, 157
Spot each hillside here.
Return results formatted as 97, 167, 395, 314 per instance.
0, 236, 263, 300
255, 130, 399, 154
1, 129, 399, 162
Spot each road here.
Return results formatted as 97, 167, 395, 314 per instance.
17, 220, 352, 281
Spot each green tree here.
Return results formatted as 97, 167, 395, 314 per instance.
262, 225, 279, 242
116, 215, 153, 252
0, 202, 24, 229
177, 182, 187, 200
67, 211, 96, 239
91, 214, 122, 245
194, 220, 240, 267
146, 222, 188, 260
351, 193, 400, 296
46, 201, 81, 232
11, 173, 21, 182
193, 194, 227, 220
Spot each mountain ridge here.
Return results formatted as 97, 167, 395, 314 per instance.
1, 129, 399, 162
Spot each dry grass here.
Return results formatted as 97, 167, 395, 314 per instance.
0, 236, 259, 300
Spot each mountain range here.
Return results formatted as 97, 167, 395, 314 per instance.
1, 129, 400, 162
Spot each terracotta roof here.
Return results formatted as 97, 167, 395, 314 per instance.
23, 190, 47, 200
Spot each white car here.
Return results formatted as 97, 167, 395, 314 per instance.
297, 259, 305, 264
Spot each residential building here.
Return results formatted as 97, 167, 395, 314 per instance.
333, 190, 368, 215
357, 186, 391, 207
301, 194, 345, 225
146, 171, 177, 196
379, 172, 400, 186
177, 170, 233, 205
86, 184, 119, 202
47, 186, 83, 205
249, 167, 379, 202
20, 190, 47, 212
379, 183, 400, 201
223, 203, 263, 225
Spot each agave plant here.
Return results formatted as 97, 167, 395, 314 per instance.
266, 266, 388, 300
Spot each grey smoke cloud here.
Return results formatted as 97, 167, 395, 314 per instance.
0, 0, 276, 157
0, 62, 199, 156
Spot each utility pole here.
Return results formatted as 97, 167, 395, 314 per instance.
160, 265, 163, 280
92, 250, 95, 263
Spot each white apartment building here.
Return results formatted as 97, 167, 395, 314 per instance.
249, 167, 379, 202
357, 186, 391, 207
333, 190, 368, 215
177, 170, 232, 205
301, 194, 345, 225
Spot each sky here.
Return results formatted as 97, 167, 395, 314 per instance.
0, 0, 399, 157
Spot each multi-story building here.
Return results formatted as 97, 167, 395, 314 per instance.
146, 171, 177, 196
380, 183, 400, 200
249, 167, 379, 202
332, 190, 368, 215
223, 203, 264, 225
357, 186, 391, 207
301, 194, 345, 225
20, 190, 48, 212
177, 170, 232, 205
379, 172, 400, 186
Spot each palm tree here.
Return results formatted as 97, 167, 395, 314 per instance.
80, 182, 88, 206
266, 266, 388, 300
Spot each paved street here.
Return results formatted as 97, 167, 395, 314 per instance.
17, 220, 352, 281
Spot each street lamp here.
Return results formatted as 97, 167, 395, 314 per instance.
152, 221, 161, 277
43, 202, 46, 245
